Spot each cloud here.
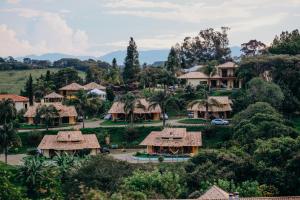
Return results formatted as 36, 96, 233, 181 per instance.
0, 8, 90, 56
6, 0, 20, 4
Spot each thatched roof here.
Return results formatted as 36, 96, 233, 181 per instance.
38, 131, 100, 150
24, 103, 77, 118
140, 128, 202, 147
188, 96, 232, 112
198, 185, 229, 200
108, 98, 161, 114
59, 83, 86, 91
0, 94, 29, 102
44, 92, 64, 99
84, 82, 106, 90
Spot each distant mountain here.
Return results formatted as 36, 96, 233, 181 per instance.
99, 49, 169, 65
16, 53, 98, 62
15, 46, 241, 64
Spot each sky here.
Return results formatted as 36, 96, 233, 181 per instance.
0, 0, 299, 57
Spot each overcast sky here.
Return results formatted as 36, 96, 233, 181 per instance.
0, 0, 299, 57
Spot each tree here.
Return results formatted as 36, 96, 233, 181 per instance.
122, 170, 186, 199
180, 27, 231, 66
148, 91, 179, 127
188, 90, 221, 119
245, 78, 284, 109
201, 60, 218, 91
0, 170, 24, 200
36, 104, 59, 130
106, 86, 115, 102
18, 156, 63, 199
52, 68, 83, 89
86, 66, 105, 84
269, 29, 300, 55
105, 58, 122, 85
64, 155, 134, 198
165, 46, 181, 75
74, 89, 89, 128
53, 152, 78, 183
241, 39, 266, 57
119, 92, 142, 126
123, 37, 140, 83
23, 74, 34, 106
0, 99, 18, 164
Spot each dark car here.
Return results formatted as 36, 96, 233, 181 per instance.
100, 147, 110, 154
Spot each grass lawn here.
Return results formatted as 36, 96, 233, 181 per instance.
18, 123, 72, 130
0, 68, 85, 94
177, 118, 208, 124
100, 120, 161, 126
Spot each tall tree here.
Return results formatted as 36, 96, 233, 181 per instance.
24, 74, 34, 106
241, 39, 266, 57
188, 89, 221, 119
53, 68, 83, 89
123, 37, 140, 83
74, 90, 89, 128
148, 91, 179, 127
0, 99, 18, 164
180, 27, 231, 66
119, 92, 142, 126
85, 66, 104, 84
105, 58, 122, 85
36, 105, 59, 130
269, 29, 300, 55
201, 60, 218, 91
165, 46, 181, 75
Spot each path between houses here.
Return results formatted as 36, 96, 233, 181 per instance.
18, 119, 207, 132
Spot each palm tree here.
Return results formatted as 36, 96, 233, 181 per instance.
119, 92, 143, 126
188, 95, 221, 119
75, 89, 89, 128
53, 152, 77, 183
36, 104, 59, 130
148, 91, 180, 127
202, 60, 218, 91
0, 99, 17, 164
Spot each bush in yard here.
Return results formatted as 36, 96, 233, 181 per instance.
26, 131, 43, 146
123, 127, 139, 142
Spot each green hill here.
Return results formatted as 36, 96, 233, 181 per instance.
0, 68, 85, 94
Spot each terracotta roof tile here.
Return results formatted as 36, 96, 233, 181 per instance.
0, 94, 29, 102
44, 92, 64, 99
24, 103, 77, 117
178, 72, 209, 79
198, 185, 229, 200
216, 62, 238, 69
188, 96, 232, 112
84, 82, 106, 90
38, 131, 100, 150
140, 128, 202, 147
59, 83, 86, 91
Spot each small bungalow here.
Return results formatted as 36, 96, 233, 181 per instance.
58, 83, 86, 98
38, 130, 100, 158
108, 98, 161, 121
43, 92, 64, 103
140, 128, 202, 156
198, 185, 229, 200
24, 102, 77, 125
0, 94, 29, 111
84, 82, 106, 91
188, 96, 232, 119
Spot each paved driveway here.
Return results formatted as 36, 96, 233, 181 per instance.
0, 154, 26, 165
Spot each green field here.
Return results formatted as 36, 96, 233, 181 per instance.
0, 68, 85, 94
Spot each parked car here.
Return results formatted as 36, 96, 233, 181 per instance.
211, 118, 229, 125
104, 114, 112, 120
100, 147, 110, 154
160, 113, 169, 120
77, 116, 83, 122
187, 112, 194, 118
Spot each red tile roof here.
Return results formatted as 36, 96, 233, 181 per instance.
0, 94, 29, 102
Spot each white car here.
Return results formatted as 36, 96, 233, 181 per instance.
160, 113, 169, 120
211, 118, 229, 125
